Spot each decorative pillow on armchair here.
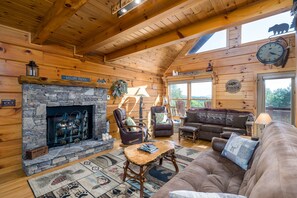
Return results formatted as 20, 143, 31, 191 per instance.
221, 133, 258, 170
125, 117, 137, 131
155, 113, 168, 124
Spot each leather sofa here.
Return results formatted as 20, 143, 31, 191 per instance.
153, 121, 297, 198
182, 108, 254, 141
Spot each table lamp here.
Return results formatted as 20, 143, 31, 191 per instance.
136, 87, 150, 126
254, 113, 272, 139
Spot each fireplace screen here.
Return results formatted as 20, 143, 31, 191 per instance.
47, 105, 93, 148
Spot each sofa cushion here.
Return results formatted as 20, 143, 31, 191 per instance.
232, 116, 248, 129
186, 111, 198, 122
184, 122, 203, 129
197, 109, 208, 122
200, 124, 223, 134
239, 122, 297, 197
152, 150, 246, 198
222, 127, 246, 135
169, 191, 247, 198
226, 110, 252, 126
206, 109, 227, 125
221, 133, 259, 170
155, 123, 172, 130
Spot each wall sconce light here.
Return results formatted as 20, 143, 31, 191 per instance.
111, 0, 148, 17
26, 60, 39, 77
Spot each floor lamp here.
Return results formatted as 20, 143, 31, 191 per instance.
136, 87, 150, 126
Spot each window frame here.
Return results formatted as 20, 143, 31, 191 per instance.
187, 29, 229, 55
168, 79, 213, 117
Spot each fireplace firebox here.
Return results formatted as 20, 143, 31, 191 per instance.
47, 105, 93, 148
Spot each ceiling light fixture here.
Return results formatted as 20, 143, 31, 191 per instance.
111, 0, 147, 17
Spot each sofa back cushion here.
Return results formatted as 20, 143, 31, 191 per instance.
226, 110, 253, 127
239, 122, 297, 198
205, 109, 227, 125
186, 111, 198, 122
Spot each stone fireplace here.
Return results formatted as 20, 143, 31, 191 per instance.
46, 105, 93, 148
21, 82, 113, 175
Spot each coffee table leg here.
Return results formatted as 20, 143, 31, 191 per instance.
139, 165, 145, 198
193, 131, 196, 143
171, 154, 179, 173
123, 160, 129, 181
159, 157, 163, 165
178, 129, 181, 141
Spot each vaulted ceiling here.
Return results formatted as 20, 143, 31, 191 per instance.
0, 0, 292, 74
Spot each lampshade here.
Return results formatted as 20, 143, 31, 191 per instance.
255, 113, 272, 125
136, 87, 149, 97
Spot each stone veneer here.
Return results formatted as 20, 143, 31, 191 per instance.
22, 84, 113, 175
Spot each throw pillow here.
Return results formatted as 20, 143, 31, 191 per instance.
186, 111, 198, 122
155, 113, 168, 124
169, 191, 247, 198
232, 115, 248, 129
221, 133, 259, 170
125, 117, 137, 131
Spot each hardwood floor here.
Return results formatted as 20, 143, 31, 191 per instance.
0, 133, 211, 198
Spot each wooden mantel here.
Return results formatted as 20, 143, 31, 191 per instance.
18, 76, 110, 89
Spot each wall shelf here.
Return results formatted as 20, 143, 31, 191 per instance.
18, 75, 109, 89
163, 71, 214, 82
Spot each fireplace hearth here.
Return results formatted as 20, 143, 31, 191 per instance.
21, 83, 113, 175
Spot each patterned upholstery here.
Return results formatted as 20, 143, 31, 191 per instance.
226, 110, 253, 126
182, 108, 254, 141
205, 109, 227, 125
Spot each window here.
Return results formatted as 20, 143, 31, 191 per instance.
168, 79, 212, 117
257, 72, 295, 125
241, 11, 295, 44
188, 29, 227, 54
191, 81, 212, 108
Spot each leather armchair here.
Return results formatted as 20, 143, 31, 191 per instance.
151, 106, 173, 137
113, 108, 148, 145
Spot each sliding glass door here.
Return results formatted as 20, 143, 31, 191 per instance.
257, 72, 295, 124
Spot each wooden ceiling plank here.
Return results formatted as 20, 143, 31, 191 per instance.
76, 0, 203, 54
105, 0, 291, 61
32, 0, 88, 44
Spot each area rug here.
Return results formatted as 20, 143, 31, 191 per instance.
28, 145, 201, 198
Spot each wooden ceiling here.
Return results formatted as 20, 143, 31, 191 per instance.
0, 0, 292, 74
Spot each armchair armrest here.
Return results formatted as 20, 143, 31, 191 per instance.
211, 137, 228, 152
220, 131, 233, 139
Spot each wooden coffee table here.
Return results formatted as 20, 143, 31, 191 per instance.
123, 140, 179, 197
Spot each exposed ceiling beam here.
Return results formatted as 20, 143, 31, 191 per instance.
76, 0, 204, 54
105, 0, 291, 61
32, 0, 88, 44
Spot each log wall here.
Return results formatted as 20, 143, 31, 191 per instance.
0, 25, 163, 182
166, 26, 296, 119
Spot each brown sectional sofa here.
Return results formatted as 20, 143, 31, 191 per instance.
182, 108, 254, 141
153, 121, 297, 198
